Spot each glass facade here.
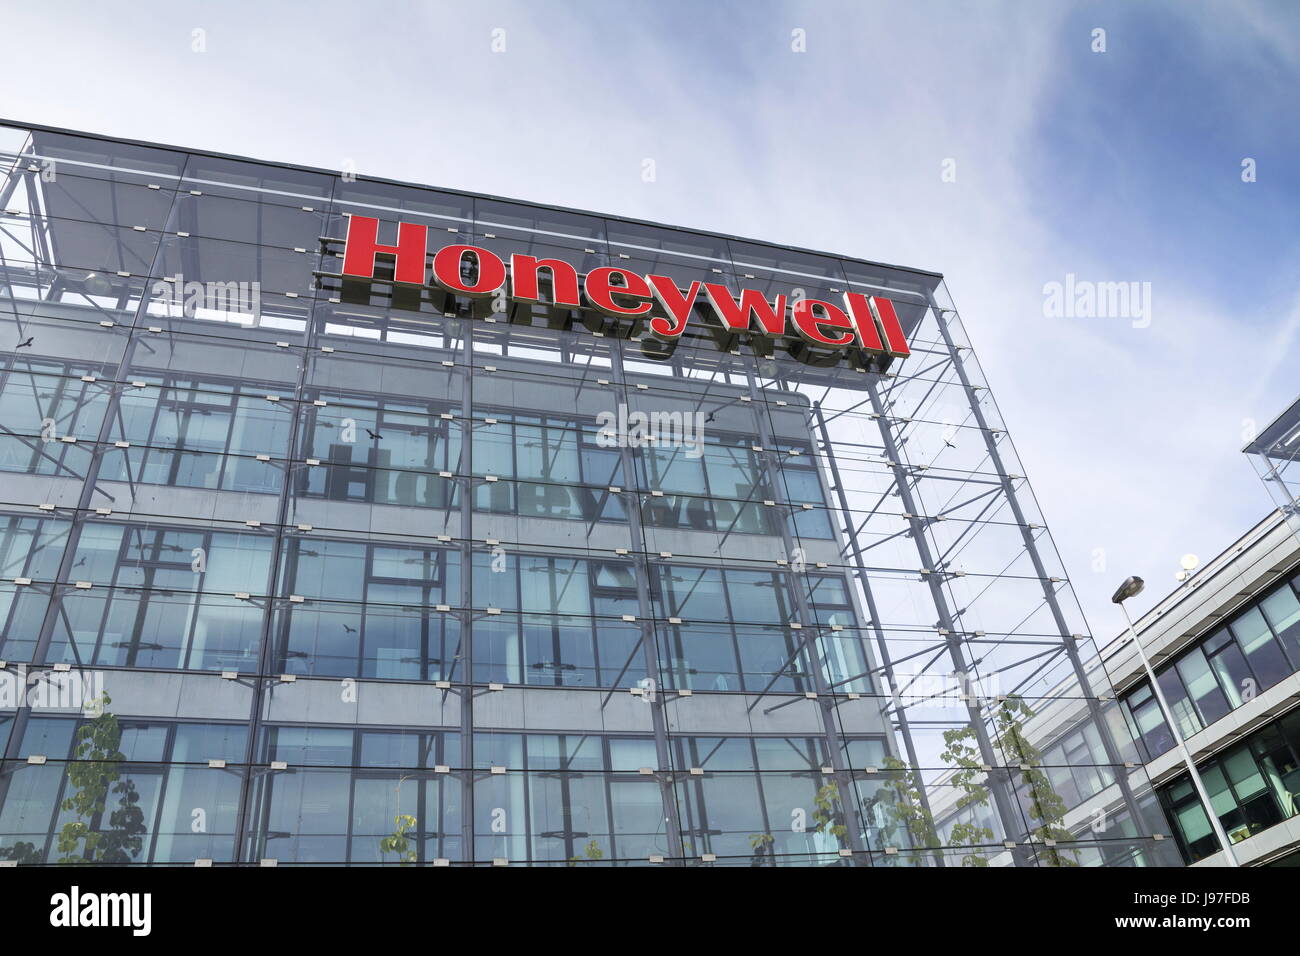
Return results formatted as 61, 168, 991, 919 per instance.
0, 123, 1179, 866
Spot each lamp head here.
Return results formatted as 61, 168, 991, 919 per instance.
1111, 576, 1145, 604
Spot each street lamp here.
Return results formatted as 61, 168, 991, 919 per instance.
1112, 575, 1240, 866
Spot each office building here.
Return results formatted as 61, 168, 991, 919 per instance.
0, 121, 1177, 866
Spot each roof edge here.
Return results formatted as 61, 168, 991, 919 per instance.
0, 116, 947, 284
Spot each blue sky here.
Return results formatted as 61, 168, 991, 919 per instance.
1035, 3, 1299, 302
2, 0, 1297, 636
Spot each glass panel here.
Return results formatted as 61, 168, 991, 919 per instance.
1203, 628, 1256, 708
1260, 583, 1300, 663
1174, 650, 1230, 727
1156, 669, 1200, 741
1231, 607, 1294, 690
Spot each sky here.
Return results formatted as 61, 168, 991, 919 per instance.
2, 0, 1297, 639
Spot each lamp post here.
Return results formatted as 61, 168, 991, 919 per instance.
1112, 575, 1240, 866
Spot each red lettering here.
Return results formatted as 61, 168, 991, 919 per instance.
845, 293, 885, 352
340, 218, 905, 362
844, 293, 910, 358
586, 268, 653, 316
341, 215, 427, 285
431, 244, 507, 297
869, 295, 910, 358
702, 284, 787, 336
791, 298, 855, 347
509, 254, 581, 308
645, 275, 701, 339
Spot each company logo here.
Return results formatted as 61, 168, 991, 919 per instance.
338, 215, 911, 362
49, 886, 151, 936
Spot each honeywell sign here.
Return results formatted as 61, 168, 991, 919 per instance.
339, 215, 911, 363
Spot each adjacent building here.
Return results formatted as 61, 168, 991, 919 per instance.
1102, 398, 1300, 866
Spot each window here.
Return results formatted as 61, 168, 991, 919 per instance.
42, 522, 272, 671
1176, 650, 1230, 727
1202, 627, 1255, 708
1230, 608, 1293, 691
1121, 569, 1300, 757
250, 726, 461, 864
1261, 580, 1300, 662
1158, 705, 1300, 863
0, 716, 246, 864
1124, 683, 1175, 758
275, 538, 460, 680
1157, 668, 1201, 740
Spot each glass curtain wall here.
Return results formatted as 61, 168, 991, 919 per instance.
0, 123, 1178, 866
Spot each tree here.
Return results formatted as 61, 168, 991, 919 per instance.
57, 694, 147, 864
876, 756, 941, 865
0, 841, 41, 864
812, 781, 849, 862
994, 696, 1079, 866
748, 832, 774, 866
937, 726, 995, 866
872, 699, 1080, 868
379, 814, 418, 865
567, 839, 604, 866
379, 774, 419, 865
